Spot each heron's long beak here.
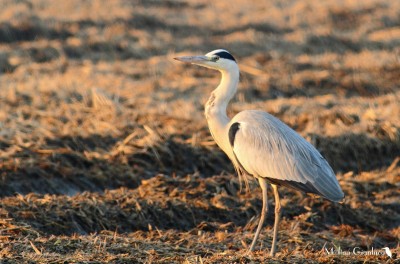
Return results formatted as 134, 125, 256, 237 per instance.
174, 55, 209, 63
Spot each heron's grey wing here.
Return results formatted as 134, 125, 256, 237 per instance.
228, 110, 344, 202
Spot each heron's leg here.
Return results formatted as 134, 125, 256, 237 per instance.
247, 177, 268, 253
270, 184, 281, 257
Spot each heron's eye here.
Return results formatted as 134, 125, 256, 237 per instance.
211, 55, 220, 62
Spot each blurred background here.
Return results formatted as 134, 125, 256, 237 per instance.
0, 0, 399, 262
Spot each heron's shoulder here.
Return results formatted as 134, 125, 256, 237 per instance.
232, 110, 276, 122
229, 109, 309, 147
231, 110, 286, 130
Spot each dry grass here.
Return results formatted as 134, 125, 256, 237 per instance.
0, 0, 399, 263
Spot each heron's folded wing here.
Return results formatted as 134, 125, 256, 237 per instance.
229, 111, 344, 202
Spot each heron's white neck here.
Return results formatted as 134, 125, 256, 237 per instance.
205, 67, 239, 154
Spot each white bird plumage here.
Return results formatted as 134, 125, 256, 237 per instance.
174, 49, 344, 257
382, 247, 392, 258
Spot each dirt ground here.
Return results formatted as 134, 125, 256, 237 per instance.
0, 0, 399, 263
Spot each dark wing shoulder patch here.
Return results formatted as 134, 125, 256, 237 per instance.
228, 122, 240, 147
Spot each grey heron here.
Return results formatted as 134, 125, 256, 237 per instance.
174, 49, 344, 256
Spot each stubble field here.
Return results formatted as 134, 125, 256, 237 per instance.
0, 0, 399, 263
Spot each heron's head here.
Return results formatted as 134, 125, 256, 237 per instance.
174, 49, 238, 72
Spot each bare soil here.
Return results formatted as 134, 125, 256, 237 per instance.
0, 0, 399, 263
